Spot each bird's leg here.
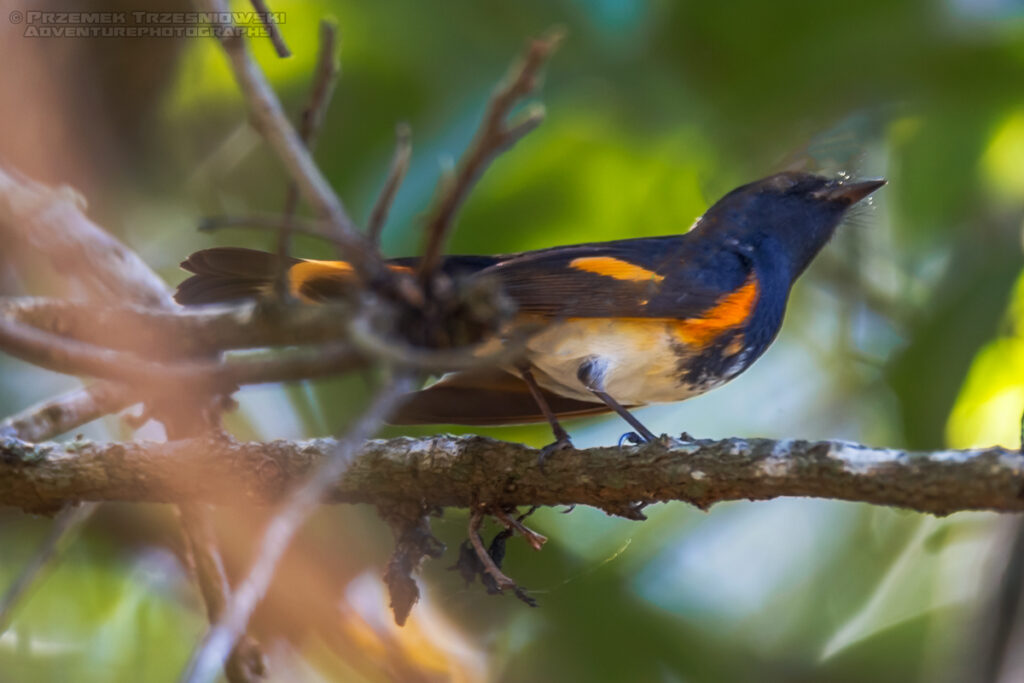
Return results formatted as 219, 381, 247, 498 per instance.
577, 357, 658, 444
591, 390, 657, 443
518, 364, 574, 462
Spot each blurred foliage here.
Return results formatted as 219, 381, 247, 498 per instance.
2, 0, 1024, 680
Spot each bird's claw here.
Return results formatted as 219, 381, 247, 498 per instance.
618, 431, 646, 447
537, 437, 574, 470
619, 431, 693, 449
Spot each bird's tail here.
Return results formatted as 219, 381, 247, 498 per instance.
390, 367, 611, 426
175, 248, 503, 305
175, 247, 295, 305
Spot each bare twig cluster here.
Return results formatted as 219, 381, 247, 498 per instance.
416, 28, 563, 283
0, 3, 562, 681
0, 163, 267, 681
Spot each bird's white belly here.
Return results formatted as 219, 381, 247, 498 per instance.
513, 318, 703, 405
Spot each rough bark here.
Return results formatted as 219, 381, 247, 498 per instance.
1, 434, 1020, 516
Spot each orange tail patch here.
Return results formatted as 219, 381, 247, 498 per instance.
289, 260, 413, 302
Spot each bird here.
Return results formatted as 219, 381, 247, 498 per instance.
175, 171, 885, 451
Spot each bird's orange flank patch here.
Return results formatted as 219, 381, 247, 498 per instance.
569, 256, 665, 283
673, 275, 759, 349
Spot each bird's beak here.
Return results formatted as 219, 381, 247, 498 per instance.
814, 178, 887, 205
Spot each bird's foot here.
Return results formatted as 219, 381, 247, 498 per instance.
538, 436, 574, 469
654, 433, 703, 452
621, 431, 694, 449
618, 431, 647, 447
658, 434, 682, 447
600, 501, 649, 521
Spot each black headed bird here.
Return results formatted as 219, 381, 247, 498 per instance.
175, 171, 885, 450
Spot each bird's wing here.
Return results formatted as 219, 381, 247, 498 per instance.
480, 236, 754, 319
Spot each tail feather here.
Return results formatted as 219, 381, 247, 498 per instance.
389, 368, 612, 426
175, 247, 297, 305
180, 246, 287, 278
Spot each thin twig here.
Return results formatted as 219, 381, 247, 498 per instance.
0, 503, 97, 634
367, 123, 412, 245
0, 302, 529, 388
1, 297, 352, 356
202, 213, 337, 243
416, 28, 563, 283
0, 382, 136, 442
179, 374, 414, 683
468, 509, 516, 591
276, 19, 340, 296
296, 20, 340, 151
0, 311, 359, 388
178, 504, 266, 683
492, 506, 546, 551
249, 0, 290, 58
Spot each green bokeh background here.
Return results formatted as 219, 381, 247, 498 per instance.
2, 0, 1024, 680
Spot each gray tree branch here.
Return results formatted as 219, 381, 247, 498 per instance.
0, 434, 1019, 517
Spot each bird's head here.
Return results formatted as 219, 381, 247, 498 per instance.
698, 171, 886, 280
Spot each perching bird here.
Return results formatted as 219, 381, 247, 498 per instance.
175, 171, 884, 449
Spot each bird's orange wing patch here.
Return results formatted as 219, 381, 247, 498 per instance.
569, 256, 665, 283
672, 275, 759, 348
